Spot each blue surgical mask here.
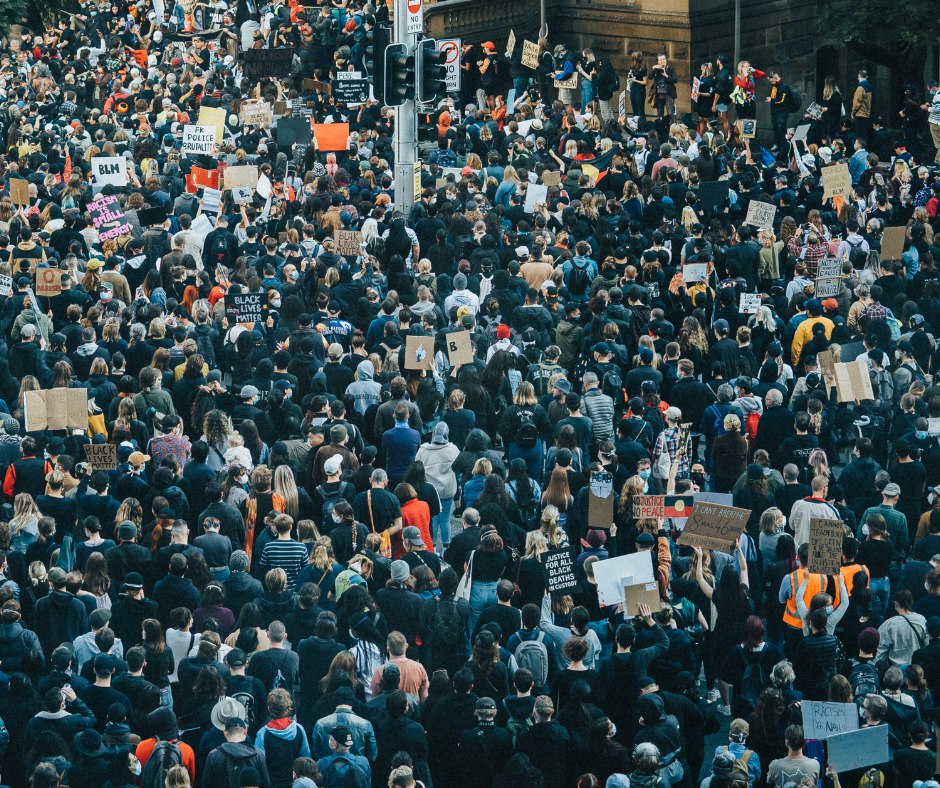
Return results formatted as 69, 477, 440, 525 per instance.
132, 760, 141, 777
290, 270, 299, 280
916, 431, 928, 440
639, 470, 651, 480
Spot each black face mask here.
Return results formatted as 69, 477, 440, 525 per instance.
691, 472, 706, 487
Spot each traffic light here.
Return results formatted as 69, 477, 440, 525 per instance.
367, 23, 390, 104
384, 43, 415, 107
417, 38, 447, 104
417, 112, 435, 142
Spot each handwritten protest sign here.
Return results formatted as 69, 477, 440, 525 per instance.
521, 40, 539, 70
91, 157, 127, 186
0, 275, 12, 297
241, 101, 272, 125
632, 495, 665, 519
801, 701, 859, 740
832, 359, 874, 403
815, 276, 841, 298
225, 293, 268, 324
739, 293, 761, 314
822, 163, 852, 199
808, 519, 845, 575
588, 470, 614, 528
745, 201, 776, 229
826, 726, 889, 772
335, 229, 362, 259
817, 258, 843, 278
183, 125, 216, 154
89, 195, 131, 241
682, 264, 708, 283
543, 546, 580, 598
542, 170, 561, 188
677, 503, 750, 552
84, 443, 117, 471
24, 389, 87, 432
10, 179, 29, 206
35, 267, 61, 297
554, 73, 578, 89
806, 102, 824, 120
223, 166, 259, 189
404, 335, 434, 370
593, 552, 654, 607
445, 330, 474, 366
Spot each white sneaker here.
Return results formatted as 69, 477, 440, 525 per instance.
707, 689, 720, 702
717, 704, 731, 717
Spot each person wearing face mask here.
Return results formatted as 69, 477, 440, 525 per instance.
312, 454, 357, 531
914, 485, 940, 544
72, 325, 112, 382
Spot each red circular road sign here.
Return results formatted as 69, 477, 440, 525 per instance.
407, 0, 421, 14
440, 41, 459, 64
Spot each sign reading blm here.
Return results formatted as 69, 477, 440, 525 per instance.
225, 293, 269, 324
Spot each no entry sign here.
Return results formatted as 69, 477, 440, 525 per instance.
406, 0, 423, 34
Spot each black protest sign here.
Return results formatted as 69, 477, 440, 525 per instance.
277, 117, 312, 147
225, 292, 269, 324
84, 443, 117, 471
137, 206, 167, 227
244, 48, 294, 79
543, 546, 580, 598
88, 195, 132, 241
697, 181, 730, 209
333, 79, 369, 105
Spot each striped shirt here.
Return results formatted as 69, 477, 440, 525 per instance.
258, 538, 310, 591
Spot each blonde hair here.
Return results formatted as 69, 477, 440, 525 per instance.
539, 505, 565, 548
525, 530, 548, 559
760, 507, 782, 535
472, 458, 492, 476
11, 493, 39, 536
684, 547, 714, 584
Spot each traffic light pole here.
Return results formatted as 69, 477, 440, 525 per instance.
393, 0, 418, 219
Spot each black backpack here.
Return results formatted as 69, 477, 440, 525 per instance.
194, 331, 217, 369
732, 647, 766, 717
141, 740, 183, 788
602, 368, 625, 410
221, 748, 256, 788
230, 690, 256, 730
516, 408, 539, 449
849, 659, 881, 699
318, 481, 351, 522
210, 234, 228, 267
847, 238, 868, 268
787, 86, 802, 113
431, 596, 464, 649
568, 260, 590, 298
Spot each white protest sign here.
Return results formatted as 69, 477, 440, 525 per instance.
826, 725, 889, 772
230, 185, 253, 204
739, 293, 761, 313
683, 264, 708, 283
593, 552, 654, 607
0, 275, 12, 297
745, 200, 777, 229
91, 157, 127, 186
191, 214, 214, 236
801, 701, 859, 740
183, 124, 217, 154
203, 187, 221, 213
524, 184, 548, 213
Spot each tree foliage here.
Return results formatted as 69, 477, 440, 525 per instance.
0, 0, 31, 39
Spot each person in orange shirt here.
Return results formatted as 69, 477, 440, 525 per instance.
136, 707, 196, 785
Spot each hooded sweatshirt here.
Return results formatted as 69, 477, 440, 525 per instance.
346, 360, 382, 415
255, 718, 311, 788
0, 619, 43, 672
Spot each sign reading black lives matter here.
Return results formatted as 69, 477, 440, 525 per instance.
543, 546, 580, 598
244, 48, 294, 79
224, 293, 269, 324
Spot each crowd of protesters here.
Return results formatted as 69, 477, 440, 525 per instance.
2, 1, 940, 788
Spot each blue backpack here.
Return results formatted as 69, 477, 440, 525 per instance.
710, 405, 727, 437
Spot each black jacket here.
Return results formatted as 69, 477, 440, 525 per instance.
202, 741, 271, 788
373, 716, 431, 787
34, 589, 89, 660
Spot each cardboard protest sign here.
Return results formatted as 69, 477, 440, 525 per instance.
554, 72, 578, 89
183, 124, 216, 154
697, 181, 729, 207
404, 335, 435, 370
542, 170, 561, 188
826, 725, 889, 773
273, 101, 288, 117
0, 275, 12, 297
880, 226, 906, 261
506, 29, 516, 56
623, 581, 661, 618
24, 388, 87, 432
332, 79, 369, 105
619, 90, 626, 118
89, 195, 131, 241
745, 200, 776, 229
682, 264, 708, 283
35, 267, 61, 297
588, 470, 614, 528
313, 123, 350, 151
10, 179, 29, 206
632, 495, 664, 519
222, 166, 258, 190
241, 101, 272, 125
224, 293, 269, 324
593, 552, 654, 607
818, 350, 836, 391
136, 207, 167, 229
793, 123, 812, 142
445, 330, 474, 366
335, 229, 362, 259
739, 293, 761, 314
815, 277, 841, 298
801, 701, 859, 740
244, 48, 294, 79
677, 502, 750, 552
832, 359, 874, 403
822, 163, 852, 199
303, 78, 332, 94
276, 117, 312, 148
198, 106, 227, 146
84, 443, 117, 471
542, 546, 580, 598
91, 157, 127, 186
817, 258, 843, 278
230, 186, 253, 204
521, 40, 539, 70
808, 518, 845, 575
524, 184, 548, 213
806, 103, 824, 120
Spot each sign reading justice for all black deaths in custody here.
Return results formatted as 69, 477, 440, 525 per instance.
224, 293, 269, 324
543, 546, 580, 598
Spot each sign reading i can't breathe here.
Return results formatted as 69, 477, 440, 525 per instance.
676, 503, 750, 552
224, 292, 268, 324
543, 546, 580, 598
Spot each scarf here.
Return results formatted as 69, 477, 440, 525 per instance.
243, 491, 284, 562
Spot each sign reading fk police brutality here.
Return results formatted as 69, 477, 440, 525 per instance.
224, 292, 268, 324
183, 125, 217, 154
91, 157, 127, 186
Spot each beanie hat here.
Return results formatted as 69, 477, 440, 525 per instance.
229, 550, 250, 572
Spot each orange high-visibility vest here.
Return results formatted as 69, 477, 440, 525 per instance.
783, 568, 842, 629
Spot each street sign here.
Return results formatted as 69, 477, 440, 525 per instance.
406, 0, 423, 34
438, 38, 460, 93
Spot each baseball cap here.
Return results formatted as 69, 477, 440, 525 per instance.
331, 725, 353, 747
89, 609, 112, 629
714, 318, 729, 331
225, 649, 248, 666
328, 343, 343, 358
225, 717, 246, 730
476, 697, 496, 710
128, 451, 150, 466
47, 567, 67, 585
639, 346, 654, 363
324, 455, 343, 476
883, 483, 901, 497
402, 525, 425, 547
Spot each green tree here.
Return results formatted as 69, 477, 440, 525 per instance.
0, 0, 30, 39
817, 0, 940, 70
